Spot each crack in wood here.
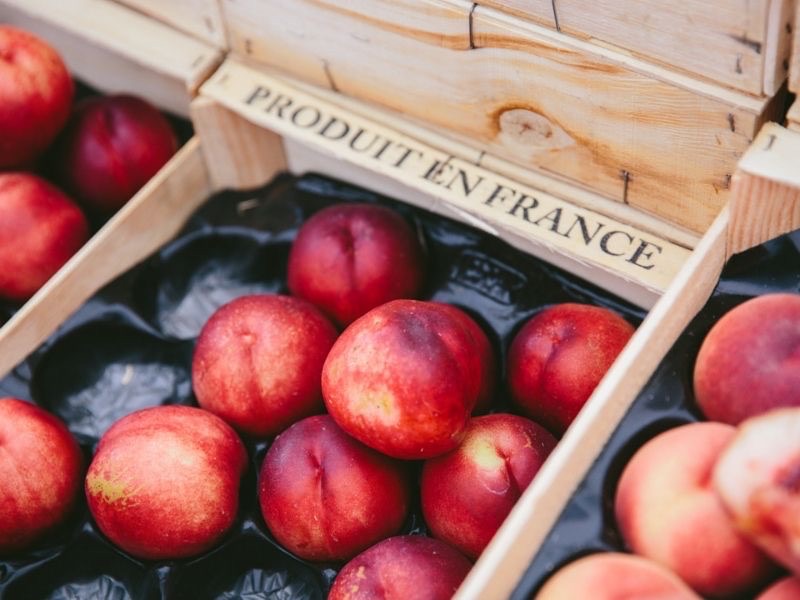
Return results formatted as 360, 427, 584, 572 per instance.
322, 60, 339, 92
551, 0, 561, 32
468, 3, 477, 49
620, 170, 631, 205
727, 113, 736, 133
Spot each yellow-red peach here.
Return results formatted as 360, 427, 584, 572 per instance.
694, 294, 800, 425
714, 408, 800, 576
0, 398, 82, 554
322, 299, 486, 459
536, 553, 701, 600
421, 413, 556, 559
508, 303, 634, 435
287, 203, 424, 326
328, 536, 472, 600
258, 415, 410, 562
616, 422, 775, 598
85, 405, 247, 560
192, 294, 338, 438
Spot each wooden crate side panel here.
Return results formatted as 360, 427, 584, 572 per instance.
113, 0, 227, 47
0, 0, 223, 116
478, 0, 770, 95
0, 139, 213, 381
222, 0, 765, 234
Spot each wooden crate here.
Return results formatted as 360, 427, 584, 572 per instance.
0, 0, 220, 377
461, 122, 800, 600
188, 60, 800, 597
479, 0, 795, 96
0, 0, 223, 117
112, 0, 226, 48
219, 0, 788, 235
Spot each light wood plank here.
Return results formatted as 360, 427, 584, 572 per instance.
0, 0, 223, 116
113, 0, 226, 47
0, 139, 213, 380
221, 0, 771, 234
190, 96, 288, 190
456, 206, 730, 600
727, 122, 800, 255
199, 60, 692, 307
479, 0, 784, 96
284, 73, 702, 250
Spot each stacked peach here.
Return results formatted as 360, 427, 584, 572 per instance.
539, 293, 800, 599
0, 25, 176, 304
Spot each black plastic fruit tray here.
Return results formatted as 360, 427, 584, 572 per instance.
0, 173, 643, 600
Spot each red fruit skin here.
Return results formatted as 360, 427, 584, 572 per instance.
434, 303, 497, 414
0, 26, 73, 169
694, 294, 800, 425
322, 299, 484, 459
0, 173, 88, 302
54, 94, 177, 212
421, 414, 556, 559
258, 415, 410, 562
192, 295, 338, 438
328, 536, 472, 600
85, 405, 247, 561
507, 303, 634, 435
0, 398, 82, 554
287, 203, 424, 326
615, 422, 776, 598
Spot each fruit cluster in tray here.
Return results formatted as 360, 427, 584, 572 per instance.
0, 173, 642, 599
517, 230, 800, 599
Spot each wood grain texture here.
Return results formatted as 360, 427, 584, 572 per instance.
727, 122, 800, 255
479, 0, 786, 95
200, 60, 692, 305
285, 72, 701, 249
221, 0, 770, 233
112, 0, 226, 47
0, 0, 223, 116
0, 139, 213, 381
457, 206, 730, 600
190, 96, 288, 190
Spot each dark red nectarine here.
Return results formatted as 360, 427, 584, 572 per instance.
287, 203, 424, 326
258, 415, 410, 562
508, 303, 634, 435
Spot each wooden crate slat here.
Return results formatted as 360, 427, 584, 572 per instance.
112, 0, 227, 47
0, 0, 223, 116
220, 0, 774, 234
0, 140, 213, 381
478, 0, 792, 96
